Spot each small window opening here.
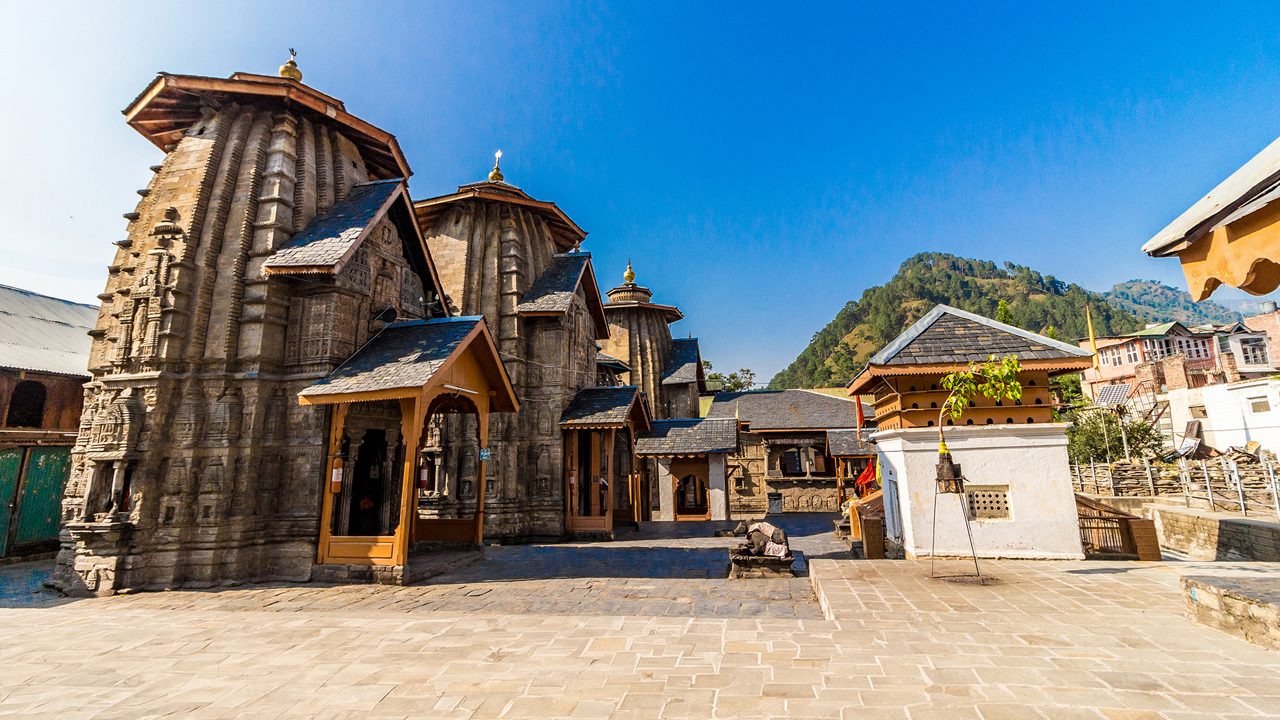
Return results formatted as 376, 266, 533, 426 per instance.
6, 380, 46, 428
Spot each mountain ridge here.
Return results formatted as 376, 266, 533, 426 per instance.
768, 253, 1144, 389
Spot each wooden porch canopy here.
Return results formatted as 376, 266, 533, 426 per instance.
297, 316, 517, 567
1143, 135, 1280, 300
559, 386, 651, 433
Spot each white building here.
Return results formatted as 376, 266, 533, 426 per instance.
1167, 378, 1280, 453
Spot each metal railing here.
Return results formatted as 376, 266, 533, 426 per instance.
1071, 457, 1280, 520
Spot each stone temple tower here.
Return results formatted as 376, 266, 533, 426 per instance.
601, 262, 703, 419
53, 58, 446, 594
415, 158, 609, 540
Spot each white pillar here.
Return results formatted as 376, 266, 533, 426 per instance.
656, 458, 675, 521
708, 454, 728, 521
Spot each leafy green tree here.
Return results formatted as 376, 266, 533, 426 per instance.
1051, 373, 1084, 422
995, 299, 1013, 325
1041, 325, 1058, 340
939, 355, 1023, 444
1067, 411, 1166, 463
702, 361, 756, 392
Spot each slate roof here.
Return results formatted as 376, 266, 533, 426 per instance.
265, 180, 402, 272
517, 254, 591, 314
826, 429, 875, 457
869, 305, 1093, 366
596, 352, 630, 373
662, 338, 702, 386
560, 386, 643, 428
0, 284, 97, 377
636, 418, 738, 456
298, 317, 479, 399
706, 390, 858, 431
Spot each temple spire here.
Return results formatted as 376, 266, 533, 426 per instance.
623, 259, 635, 285
278, 48, 302, 82
488, 149, 504, 182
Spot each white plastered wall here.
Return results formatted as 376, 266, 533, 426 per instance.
874, 424, 1084, 560
708, 454, 728, 521
655, 457, 675, 521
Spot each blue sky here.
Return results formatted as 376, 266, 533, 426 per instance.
3, 2, 1280, 381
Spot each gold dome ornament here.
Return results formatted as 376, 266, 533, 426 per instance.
623, 259, 635, 284
488, 149, 504, 182
278, 48, 302, 82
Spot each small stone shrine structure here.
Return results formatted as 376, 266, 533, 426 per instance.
705, 390, 860, 517
847, 305, 1092, 559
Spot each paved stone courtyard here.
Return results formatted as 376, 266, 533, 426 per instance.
2, 514, 1280, 718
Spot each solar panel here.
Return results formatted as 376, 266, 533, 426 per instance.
1094, 383, 1132, 407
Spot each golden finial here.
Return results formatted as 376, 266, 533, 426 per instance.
279, 48, 303, 82
623, 259, 635, 284
488, 149, 504, 182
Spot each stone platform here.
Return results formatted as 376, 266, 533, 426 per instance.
1183, 575, 1280, 651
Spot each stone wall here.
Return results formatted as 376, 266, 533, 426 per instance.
422, 199, 599, 540
1183, 575, 1280, 651
1152, 506, 1280, 561
53, 98, 434, 596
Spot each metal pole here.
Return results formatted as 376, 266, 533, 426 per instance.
1225, 457, 1247, 516
1090, 461, 1098, 494
1200, 460, 1216, 512
1264, 459, 1280, 521
959, 492, 984, 585
1117, 410, 1132, 463
1143, 458, 1156, 496
1178, 458, 1191, 508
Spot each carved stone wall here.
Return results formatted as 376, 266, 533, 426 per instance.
54, 97, 430, 595
727, 432, 840, 518
422, 199, 599, 539
602, 306, 673, 419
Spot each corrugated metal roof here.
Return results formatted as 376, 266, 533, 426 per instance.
0, 284, 97, 377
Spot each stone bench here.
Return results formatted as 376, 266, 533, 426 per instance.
1183, 575, 1280, 651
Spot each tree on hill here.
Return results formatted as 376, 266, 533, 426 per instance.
768, 252, 1143, 389
996, 299, 1013, 325
702, 361, 756, 391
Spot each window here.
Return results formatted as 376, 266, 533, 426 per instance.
1249, 397, 1271, 414
779, 448, 803, 477
1240, 338, 1269, 366
1126, 344, 1140, 364
5, 380, 46, 428
966, 486, 1010, 519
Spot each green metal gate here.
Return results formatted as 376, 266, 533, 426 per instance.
0, 446, 72, 556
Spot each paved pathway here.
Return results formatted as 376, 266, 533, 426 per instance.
3, 516, 1280, 718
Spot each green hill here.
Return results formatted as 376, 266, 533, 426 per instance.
768, 253, 1143, 389
1103, 279, 1241, 326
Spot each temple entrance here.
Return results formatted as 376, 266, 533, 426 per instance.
667, 455, 712, 521
297, 317, 519, 576
560, 386, 651, 538
676, 473, 709, 518
565, 428, 614, 535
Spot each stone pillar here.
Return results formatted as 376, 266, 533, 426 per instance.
656, 457, 675, 521
708, 454, 728, 521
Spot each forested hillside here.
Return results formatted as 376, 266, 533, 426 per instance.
769, 253, 1142, 389
1103, 279, 1241, 325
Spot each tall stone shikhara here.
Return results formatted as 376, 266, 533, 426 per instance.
52, 67, 447, 594
600, 262, 703, 419
414, 164, 610, 539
